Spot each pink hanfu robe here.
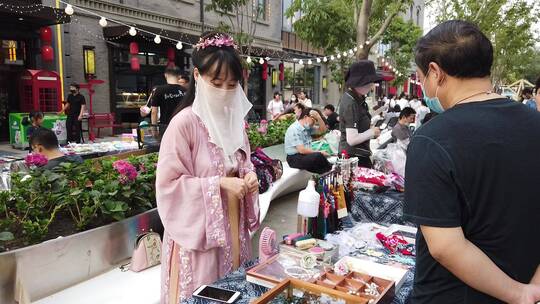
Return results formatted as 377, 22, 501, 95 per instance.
156, 107, 260, 303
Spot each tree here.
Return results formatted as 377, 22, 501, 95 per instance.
205, 0, 264, 57
429, 0, 539, 86
287, 1, 421, 87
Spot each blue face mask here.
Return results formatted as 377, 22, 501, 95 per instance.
422, 70, 445, 114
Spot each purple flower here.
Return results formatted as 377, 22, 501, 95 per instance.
113, 160, 138, 182
25, 153, 48, 167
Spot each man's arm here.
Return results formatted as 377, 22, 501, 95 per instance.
422, 226, 540, 304
296, 144, 328, 156
311, 111, 327, 134
151, 106, 159, 125
78, 104, 86, 120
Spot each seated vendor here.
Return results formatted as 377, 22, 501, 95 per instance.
391, 107, 416, 142
284, 108, 332, 174
30, 128, 83, 170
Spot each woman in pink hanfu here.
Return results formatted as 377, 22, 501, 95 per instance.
156, 32, 260, 303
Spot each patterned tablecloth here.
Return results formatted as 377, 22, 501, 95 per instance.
183, 260, 414, 304
349, 190, 412, 226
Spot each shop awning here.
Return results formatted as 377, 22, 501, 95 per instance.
378, 70, 395, 82
0, 3, 70, 39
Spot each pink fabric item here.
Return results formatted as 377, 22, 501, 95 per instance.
156, 107, 260, 303
130, 243, 149, 272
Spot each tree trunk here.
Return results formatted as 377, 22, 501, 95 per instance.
356, 0, 372, 59
357, 48, 370, 60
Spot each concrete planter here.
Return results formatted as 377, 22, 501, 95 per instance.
0, 208, 162, 304
262, 144, 286, 162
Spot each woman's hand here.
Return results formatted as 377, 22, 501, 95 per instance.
220, 177, 248, 200
244, 172, 259, 194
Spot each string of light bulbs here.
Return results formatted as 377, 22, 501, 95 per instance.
57, 0, 407, 76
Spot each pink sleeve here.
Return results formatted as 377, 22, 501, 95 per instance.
242, 134, 260, 232
156, 116, 226, 251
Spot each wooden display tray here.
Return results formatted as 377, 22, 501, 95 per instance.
253, 274, 395, 304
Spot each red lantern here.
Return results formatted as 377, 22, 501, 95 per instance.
130, 56, 140, 71
279, 63, 284, 81
40, 27, 52, 43
262, 62, 268, 80
167, 48, 175, 61
129, 42, 139, 55
41, 45, 54, 62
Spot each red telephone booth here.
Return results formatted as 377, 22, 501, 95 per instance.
19, 69, 62, 112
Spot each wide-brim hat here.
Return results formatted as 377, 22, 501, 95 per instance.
345, 60, 384, 88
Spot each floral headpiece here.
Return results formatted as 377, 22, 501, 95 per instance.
195, 34, 238, 50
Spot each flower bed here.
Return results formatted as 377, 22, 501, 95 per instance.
0, 152, 158, 252
247, 117, 295, 150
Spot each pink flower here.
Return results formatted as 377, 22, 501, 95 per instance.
113, 160, 138, 182
195, 34, 237, 50
139, 163, 147, 173
244, 121, 250, 130
25, 153, 48, 167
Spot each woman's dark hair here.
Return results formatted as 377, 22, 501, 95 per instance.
274, 91, 281, 98
173, 31, 243, 116
415, 20, 493, 78
179, 71, 190, 82
324, 104, 335, 112
399, 107, 416, 119
293, 102, 305, 112
30, 110, 44, 121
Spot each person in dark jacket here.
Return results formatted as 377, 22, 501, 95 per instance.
338, 60, 382, 168
30, 128, 83, 170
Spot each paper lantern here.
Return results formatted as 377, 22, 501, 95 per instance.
167, 47, 175, 61
279, 63, 284, 81
129, 42, 139, 55
130, 56, 140, 71
41, 45, 54, 62
262, 62, 268, 80
40, 27, 52, 43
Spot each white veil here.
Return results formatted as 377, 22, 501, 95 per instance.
192, 77, 252, 156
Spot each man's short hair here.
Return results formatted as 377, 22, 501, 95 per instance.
415, 20, 493, 78
179, 71, 190, 82
324, 104, 335, 112
399, 107, 417, 119
164, 66, 182, 77
523, 88, 533, 96
30, 128, 59, 150
294, 103, 306, 111
298, 108, 312, 120
69, 82, 80, 90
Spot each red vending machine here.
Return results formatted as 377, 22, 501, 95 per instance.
19, 69, 62, 112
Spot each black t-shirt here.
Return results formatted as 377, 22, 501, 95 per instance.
42, 154, 84, 170
150, 84, 186, 126
338, 90, 372, 157
404, 98, 540, 304
66, 93, 86, 117
326, 112, 339, 130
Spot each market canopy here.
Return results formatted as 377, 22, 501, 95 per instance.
0, 1, 70, 39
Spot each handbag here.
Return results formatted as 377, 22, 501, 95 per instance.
122, 231, 162, 272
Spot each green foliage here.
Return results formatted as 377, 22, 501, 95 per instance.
430, 0, 539, 85
0, 153, 158, 249
247, 117, 295, 150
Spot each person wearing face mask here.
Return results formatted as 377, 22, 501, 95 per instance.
338, 60, 383, 168
404, 20, 540, 304
30, 128, 83, 169
155, 32, 260, 303
59, 83, 86, 143
284, 108, 331, 174
391, 107, 416, 142
298, 90, 312, 108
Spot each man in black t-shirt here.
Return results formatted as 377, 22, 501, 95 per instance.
61, 83, 86, 143
30, 128, 83, 170
150, 66, 186, 129
323, 104, 339, 130
404, 20, 540, 304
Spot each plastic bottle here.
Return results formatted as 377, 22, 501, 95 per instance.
297, 180, 320, 217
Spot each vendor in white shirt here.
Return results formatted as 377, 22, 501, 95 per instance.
397, 92, 410, 110
267, 92, 284, 120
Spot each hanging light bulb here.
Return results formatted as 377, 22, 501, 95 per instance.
359, 45, 364, 49
354, 47, 358, 52
349, 49, 354, 55
176, 41, 183, 50
64, 4, 74, 15
265, 57, 270, 61
298, 59, 304, 65
154, 35, 161, 44
99, 17, 108, 27
365, 41, 370, 45
337, 53, 341, 59
330, 55, 335, 61
259, 58, 265, 64
307, 59, 312, 65
389, 65, 393, 69
323, 57, 328, 62
246, 56, 252, 64
316, 58, 321, 63
381, 58, 385, 62
129, 27, 137, 36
